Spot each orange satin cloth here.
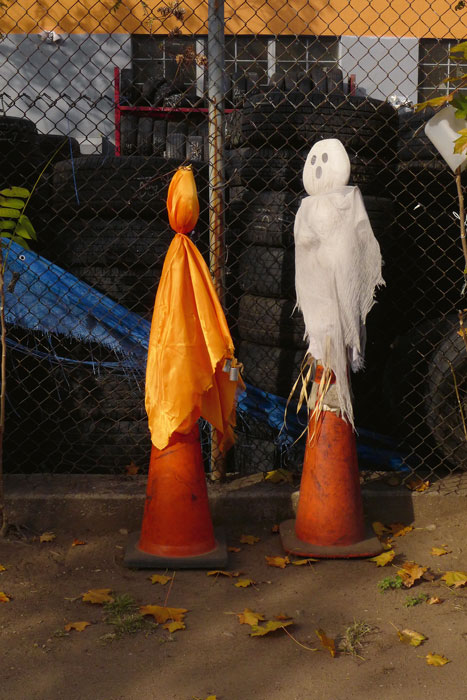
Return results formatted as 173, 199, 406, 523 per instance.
145, 167, 243, 454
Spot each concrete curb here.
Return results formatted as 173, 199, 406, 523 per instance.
5, 473, 467, 534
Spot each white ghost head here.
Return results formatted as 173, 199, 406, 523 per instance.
302, 139, 351, 195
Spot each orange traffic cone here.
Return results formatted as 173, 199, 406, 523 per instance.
124, 424, 227, 568
280, 368, 383, 559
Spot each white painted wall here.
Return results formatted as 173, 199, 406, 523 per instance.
0, 34, 132, 153
339, 35, 419, 104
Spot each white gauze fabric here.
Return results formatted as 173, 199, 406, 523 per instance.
294, 139, 384, 426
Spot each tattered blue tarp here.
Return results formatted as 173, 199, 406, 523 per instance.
4, 241, 408, 470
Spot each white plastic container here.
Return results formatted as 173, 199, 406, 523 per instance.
424, 104, 467, 173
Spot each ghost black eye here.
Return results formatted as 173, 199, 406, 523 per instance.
311, 155, 317, 165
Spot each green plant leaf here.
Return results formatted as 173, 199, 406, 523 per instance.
0, 208, 20, 219
450, 41, 467, 60
0, 221, 16, 231
451, 95, 467, 119
454, 129, 467, 154
0, 196, 25, 210
17, 215, 36, 240
1, 234, 30, 250
414, 94, 453, 112
0, 187, 30, 198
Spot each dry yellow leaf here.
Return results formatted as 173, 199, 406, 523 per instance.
405, 477, 430, 492
0, 592, 10, 603
426, 652, 450, 666
150, 574, 173, 585
291, 558, 318, 565
239, 535, 260, 545
390, 523, 414, 538
207, 570, 233, 577
193, 696, 217, 700
431, 547, 452, 557
372, 521, 391, 538
441, 570, 467, 588
427, 597, 443, 605
39, 532, 56, 543
228, 546, 241, 552
81, 588, 114, 604
274, 613, 291, 621
64, 621, 91, 632
237, 608, 265, 626
316, 628, 336, 657
234, 578, 255, 588
71, 539, 86, 547
139, 604, 188, 623
396, 628, 427, 647
264, 468, 293, 484
250, 619, 294, 636
163, 621, 185, 633
0, 565, 6, 572
396, 561, 427, 588
265, 555, 289, 569
368, 550, 396, 567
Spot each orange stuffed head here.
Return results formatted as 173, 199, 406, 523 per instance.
166, 165, 200, 235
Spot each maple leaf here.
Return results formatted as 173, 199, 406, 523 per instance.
264, 468, 293, 484
431, 547, 451, 557
82, 588, 114, 604
405, 477, 430, 492
0, 592, 10, 603
441, 570, 467, 588
39, 532, 56, 543
0, 565, 6, 572
372, 522, 391, 538
265, 555, 289, 569
427, 597, 443, 605
139, 604, 188, 623
64, 621, 91, 632
396, 627, 427, 647
228, 546, 241, 552
163, 621, 185, 633
71, 539, 86, 547
125, 461, 139, 476
390, 523, 413, 538
207, 570, 233, 577
237, 608, 265, 626
234, 578, 256, 588
396, 561, 427, 588
368, 550, 396, 567
249, 620, 294, 636
316, 628, 336, 657
239, 535, 260, 545
426, 652, 450, 666
150, 574, 173, 585
291, 558, 318, 565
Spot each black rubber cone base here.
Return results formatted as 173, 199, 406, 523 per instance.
124, 528, 228, 569
280, 519, 383, 559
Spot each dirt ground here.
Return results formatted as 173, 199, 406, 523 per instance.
1, 509, 467, 700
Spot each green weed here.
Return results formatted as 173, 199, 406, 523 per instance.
378, 575, 403, 592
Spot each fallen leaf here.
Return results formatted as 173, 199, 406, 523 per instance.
250, 619, 294, 636
264, 468, 293, 484
0, 592, 10, 603
271, 524, 280, 534
265, 555, 289, 569
368, 550, 396, 567
396, 561, 427, 588
150, 574, 173, 585
228, 546, 241, 552
82, 588, 114, 604
239, 535, 260, 545
237, 608, 265, 626
39, 532, 56, 543
441, 570, 467, 588
405, 477, 430, 492
396, 628, 427, 647
274, 613, 291, 621
234, 578, 256, 588
193, 696, 217, 700
316, 628, 336, 657
427, 597, 443, 605
390, 523, 414, 538
431, 547, 452, 557
207, 570, 233, 577
139, 604, 188, 623
71, 539, 86, 547
291, 558, 318, 565
125, 461, 139, 475
64, 621, 91, 632
426, 652, 450, 666
372, 521, 390, 538
163, 621, 185, 633
0, 565, 6, 572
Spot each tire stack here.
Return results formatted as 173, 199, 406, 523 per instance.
225, 81, 399, 470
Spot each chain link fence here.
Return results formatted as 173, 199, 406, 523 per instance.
1, 0, 467, 482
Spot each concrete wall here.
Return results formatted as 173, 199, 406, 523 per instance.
339, 36, 420, 104
0, 34, 132, 153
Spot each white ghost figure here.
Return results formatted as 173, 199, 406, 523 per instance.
294, 138, 384, 426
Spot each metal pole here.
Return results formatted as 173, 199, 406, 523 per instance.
208, 0, 226, 479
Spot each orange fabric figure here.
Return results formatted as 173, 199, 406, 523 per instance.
145, 166, 243, 454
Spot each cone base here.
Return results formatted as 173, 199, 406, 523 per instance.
280, 519, 383, 559
124, 528, 228, 569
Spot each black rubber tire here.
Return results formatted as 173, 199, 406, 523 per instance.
153, 120, 166, 155
237, 294, 306, 348
52, 155, 209, 219
238, 244, 296, 299
137, 117, 154, 155
120, 115, 139, 156
238, 340, 304, 397
227, 190, 301, 247
0, 115, 37, 140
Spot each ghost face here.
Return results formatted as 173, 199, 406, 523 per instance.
302, 139, 351, 195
